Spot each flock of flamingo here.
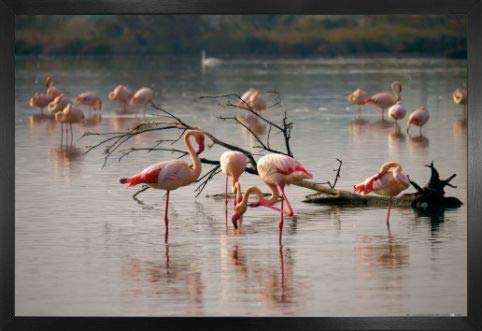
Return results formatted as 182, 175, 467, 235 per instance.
28, 76, 467, 245
29, 77, 154, 143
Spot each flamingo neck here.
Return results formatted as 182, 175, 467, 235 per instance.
392, 85, 401, 102
239, 186, 265, 209
379, 162, 402, 175
184, 132, 202, 180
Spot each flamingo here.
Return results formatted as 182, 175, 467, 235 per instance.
130, 87, 154, 116
76, 92, 102, 111
119, 130, 205, 243
109, 85, 133, 112
407, 106, 430, 135
201, 50, 222, 67
29, 93, 51, 113
354, 162, 410, 226
232, 153, 312, 244
220, 151, 248, 227
453, 87, 467, 117
347, 88, 368, 111
388, 101, 407, 127
237, 89, 267, 112
45, 76, 61, 100
55, 104, 85, 144
365, 81, 402, 119
48, 94, 73, 114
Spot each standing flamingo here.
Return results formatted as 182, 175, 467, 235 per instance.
48, 94, 73, 114
388, 101, 407, 127
29, 93, 51, 114
76, 92, 102, 111
354, 162, 410, 226
232, 153, 312, 244
55, 104, 85, 144
220, 151, 248, 227
119, 130, 205, 243
347, 88, 368, 111
365, 81, 402, 119
45, 76, 61, 100
109, 85, 133, 112
407, 106, 430, 135
237, 88, 267, 112
130, 87, 154, 116
453, 87, 467, 118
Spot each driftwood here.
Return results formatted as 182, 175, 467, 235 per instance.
302, 162, 462, 210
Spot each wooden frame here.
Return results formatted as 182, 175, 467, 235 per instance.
1, 1, 481, 330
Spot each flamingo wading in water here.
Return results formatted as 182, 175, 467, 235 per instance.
354, 162, 410, 226
109, 85, 133, 113
365, 81, 402, 119
130, 87, 154, 116
453, 87, 467, 118
55, 104, 85, 144
119, 130, 205, 243
347, 88, 368, 111
220, 151, 248, 228
232, 153, 312, 244
237, 88, 267, 112
407, 106, 430, 135
388, 101, 407, 127
77, 92, 102, 111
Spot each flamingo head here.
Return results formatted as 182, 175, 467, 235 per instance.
76, 95, 84, 104
63, 104, 73, 116
45, 76, 54, 88
189, 131, 205, 155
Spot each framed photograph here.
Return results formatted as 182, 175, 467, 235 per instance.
1, 1, 481, 330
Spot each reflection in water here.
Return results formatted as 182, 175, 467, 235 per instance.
371, 118, 394, 130
83, 113, 103, 127
237, 113, 266, 148
48, 144, 83, 180
122, 244, 204, 315
109, 112, 142, 132
29, 114, 57, 135
453, 119, 466, 143
407, 133, 429, 152
354, 228, 408, 312
349, 117, 370, 139
388, 126, 406, 150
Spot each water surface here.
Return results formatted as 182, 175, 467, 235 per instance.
15, 56, 467, 316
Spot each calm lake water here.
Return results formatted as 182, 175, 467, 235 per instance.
15, 56, 467, 316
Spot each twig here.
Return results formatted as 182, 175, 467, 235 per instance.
315, 158, 343, 189
133, 185, 150, 205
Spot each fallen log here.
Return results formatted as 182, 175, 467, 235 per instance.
300, 162, 462, 209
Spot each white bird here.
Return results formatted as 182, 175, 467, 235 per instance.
388, 101, 407, 126
201, 50, 222, 67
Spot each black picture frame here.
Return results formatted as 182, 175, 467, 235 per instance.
1, 1, 481, 330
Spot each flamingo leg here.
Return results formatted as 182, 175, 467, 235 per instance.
278, 184, 294, 217
69, 123, 73, 145
225, 176, 228, 229
164, 190, 170, 243
60, 123, 64, 145
386, 196, 392, 227
279, 191, 284, 245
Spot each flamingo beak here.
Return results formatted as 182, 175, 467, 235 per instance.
196, 136, 205, 155
231, 212, 240, 229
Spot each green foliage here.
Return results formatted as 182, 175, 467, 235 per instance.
15, 15, 466, 58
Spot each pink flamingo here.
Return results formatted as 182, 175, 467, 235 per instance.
354, 162, 410, 226
48, 94, 73, 114
407, 106, 430, 135
119, 130, 205, 243
109, 85, 133, 112
130, 87, 154, 116
220, 151, 248, 227
76, 92, 102, 111
388, 101, 407, 126
365, 81, 402, 119
29, 93, 51, 114
237, 88, 267, 112
55, 104, 85, 144
45, 76, 61, 100
347, 88, 368, 111
453, 87, 467, 117
232, 153, 312, 244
